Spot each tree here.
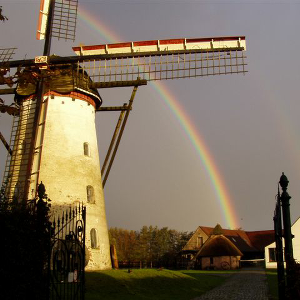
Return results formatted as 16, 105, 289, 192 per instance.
109, 225, 194, 269
0, 182, 52, 300
109, 227, 139, 262
136, 225, 151, 264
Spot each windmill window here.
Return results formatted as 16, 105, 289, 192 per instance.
86, 185, 95, 204
83, 142, 90, 156
269, 248, 276, 262
90, 228, 98, 249
197, 236, 203, 247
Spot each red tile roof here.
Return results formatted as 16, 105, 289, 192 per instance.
246, 230, 275, 251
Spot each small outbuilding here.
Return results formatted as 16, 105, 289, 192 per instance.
194, 225, 243, 270
265, 216, 300, 268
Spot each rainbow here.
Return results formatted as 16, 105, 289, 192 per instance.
78, 6, 240, 229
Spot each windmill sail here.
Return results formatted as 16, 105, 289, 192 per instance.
52, 0, 78, 41
2, 99, 38, 201
37, 0, 78, 41
0, 48, 17, 62
36, 0, 50, 40
73, 36, 247, 86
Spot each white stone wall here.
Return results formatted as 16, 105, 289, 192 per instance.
38, 94, 111, 270
200, 256, 240, 270
265, 217, 300, 269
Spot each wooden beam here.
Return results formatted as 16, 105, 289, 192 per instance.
0, 88, 15, 95
91, 80, 147, 89
97, 105, 131, 112
0, 47, 245, 69
102, 86, 138, 188
101, 104, 127, 177
0, 131, 12, 155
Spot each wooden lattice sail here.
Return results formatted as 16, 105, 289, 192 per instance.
73, 36, 246, 87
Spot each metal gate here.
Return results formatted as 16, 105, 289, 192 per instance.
49, 204, 86, 300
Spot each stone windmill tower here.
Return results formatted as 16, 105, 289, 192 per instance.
0, 0, 247, 270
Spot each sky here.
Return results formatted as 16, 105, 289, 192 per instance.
1, 0, 300, 232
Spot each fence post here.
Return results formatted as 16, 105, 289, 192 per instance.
82, 205, 86, 300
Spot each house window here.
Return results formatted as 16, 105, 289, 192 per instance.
210, 257, 214, 265
86, 185, 95, 204
90, 228, 97, 249
83, 142, 90, 156
197, 236, 203, 247
269, 248, 276, 262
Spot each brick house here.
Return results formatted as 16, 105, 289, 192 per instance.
180, 224, 274, 268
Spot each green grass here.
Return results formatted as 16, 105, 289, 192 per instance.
85, 269, 236, 300
266, 269, 279, 300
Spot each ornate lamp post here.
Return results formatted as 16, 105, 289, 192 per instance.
274, 185, 285, 299
279, 172, 294, 290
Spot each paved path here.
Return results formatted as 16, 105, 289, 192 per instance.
192, 268, 268, 300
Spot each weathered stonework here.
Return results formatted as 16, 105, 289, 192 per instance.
36, 94, 111, 270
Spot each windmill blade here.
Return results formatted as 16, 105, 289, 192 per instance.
73, 36, 247, 86
77, 50, 247, 83
52, 0, 78, 41
0, 48, 17, 63
37, 0, 78, 42
0, 36, 246, 90
36, 0, 50, 40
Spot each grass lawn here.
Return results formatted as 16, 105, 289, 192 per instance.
266, 269, 279, 300
85, 269, 236, 300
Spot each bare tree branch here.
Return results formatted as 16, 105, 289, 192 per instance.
0, 6, 8, 22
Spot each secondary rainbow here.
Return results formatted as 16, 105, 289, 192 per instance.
78, 5, 240, 229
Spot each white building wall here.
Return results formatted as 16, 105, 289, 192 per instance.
265, 217, 300, 268
38, 94, 111, 270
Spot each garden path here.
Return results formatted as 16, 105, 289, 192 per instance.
192, 267, 268, 300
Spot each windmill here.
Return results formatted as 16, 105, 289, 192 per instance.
0, 0, 247, 270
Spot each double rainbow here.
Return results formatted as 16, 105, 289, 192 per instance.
78, 6, 240, 229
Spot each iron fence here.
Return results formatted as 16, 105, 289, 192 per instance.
49, 203, 86, 300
